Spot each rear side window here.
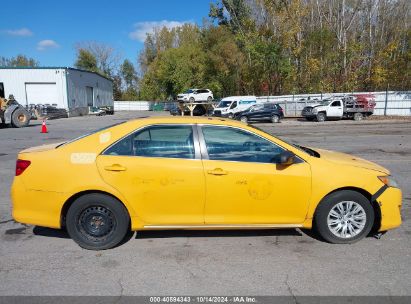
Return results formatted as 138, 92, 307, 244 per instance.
201, 126, 285, 163
104, 125, 195, 159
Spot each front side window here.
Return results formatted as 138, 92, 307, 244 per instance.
250, 104, 264, 112
331, 101, 341, 107
104, 125, 195, 159
201, 126, 285, 163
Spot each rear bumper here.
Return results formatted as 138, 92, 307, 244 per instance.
377, 186, 402, 231
11, 177, 65, 229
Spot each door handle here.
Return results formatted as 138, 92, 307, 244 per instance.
104, 164, 127, 171
207, 168, 228, 175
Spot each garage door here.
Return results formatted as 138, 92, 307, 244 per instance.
25, 83, 58, 105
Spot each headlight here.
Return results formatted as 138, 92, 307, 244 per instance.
378, 176, 399, 188
312, 108, 318, 114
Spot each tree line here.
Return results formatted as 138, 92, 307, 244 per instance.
1, 0, 409, 101
139, 0, 410, 100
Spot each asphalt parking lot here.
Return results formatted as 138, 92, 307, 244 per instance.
0, 111, 410, 296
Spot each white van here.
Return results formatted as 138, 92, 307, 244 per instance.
213, 96, 257, 118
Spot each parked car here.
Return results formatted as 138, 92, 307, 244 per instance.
213, 96, 257, 118
12, 116, 402, 249
177, 89, 213, 102
235, 103, 284, 123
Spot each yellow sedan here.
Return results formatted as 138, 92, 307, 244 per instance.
12, 116, 402, 249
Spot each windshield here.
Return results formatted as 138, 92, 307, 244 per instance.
184, 89, 194, 94
217, 100, 233, 108
318, 99, 331, 106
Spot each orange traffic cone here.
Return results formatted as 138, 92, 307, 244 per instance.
41, 119, 48, 133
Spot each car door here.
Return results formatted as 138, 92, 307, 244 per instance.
199, 125, 311, 225
328, 100, 344, 117
196, 89, 205, 101
96, 124, 205, 225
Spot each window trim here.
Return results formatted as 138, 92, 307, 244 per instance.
196, 124, 304, 165
101, 124, 201, 160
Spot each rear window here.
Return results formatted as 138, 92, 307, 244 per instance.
56, 122, 126, 148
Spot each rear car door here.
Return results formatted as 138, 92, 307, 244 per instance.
248, 104, 265, 121
96, 124, 206, 225
328, 100, 344, 117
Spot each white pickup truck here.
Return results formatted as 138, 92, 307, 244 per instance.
301, 95, 376, 122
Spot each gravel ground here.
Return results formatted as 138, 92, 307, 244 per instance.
0, 111, 410, 296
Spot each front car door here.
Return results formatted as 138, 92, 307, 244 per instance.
198, 125, 312, 225
247, 104, 265, 121
96, 124, 205, 225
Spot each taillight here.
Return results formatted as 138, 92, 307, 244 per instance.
16, 159, 31, 176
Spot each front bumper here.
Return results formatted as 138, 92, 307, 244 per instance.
301, 110, 316, 117
11, 177, 65, 229
376, 186, 402, 231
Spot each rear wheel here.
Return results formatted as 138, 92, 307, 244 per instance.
316, 112, 326, 122
240, 116, 248, 123
189, 97, 195, 103
66, 193, 130, 250
11, 108, 30, 128
314, 190, 374, 244
353, 113, 363, 121
271, 114, 280, 123
207, 96, 213, 102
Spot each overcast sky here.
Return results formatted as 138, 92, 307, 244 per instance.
0, 0, 213, 67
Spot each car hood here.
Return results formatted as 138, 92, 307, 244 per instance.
305, 103, 324, 108
20, 142, 65, 153
314, 148, 389, 174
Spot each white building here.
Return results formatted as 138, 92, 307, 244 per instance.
0, 67, 113, 116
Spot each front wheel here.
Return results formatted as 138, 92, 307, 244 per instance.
66, 193, 130, 250
189, 97, 195, 103
207, 96, 213, 102
314, 190, 374, 244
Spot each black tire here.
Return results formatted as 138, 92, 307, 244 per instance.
11, 107, 30, 128
207, 96, 213, 102
316, 112, 326, 122
66, 193, 130, 250
271, 114, 280, 123
314, 190, 374, 244
353, 113, 363, 121
240, 116, 248, 123
189, 97, 195, 103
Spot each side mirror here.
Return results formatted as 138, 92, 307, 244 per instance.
278, 150, 296, 165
